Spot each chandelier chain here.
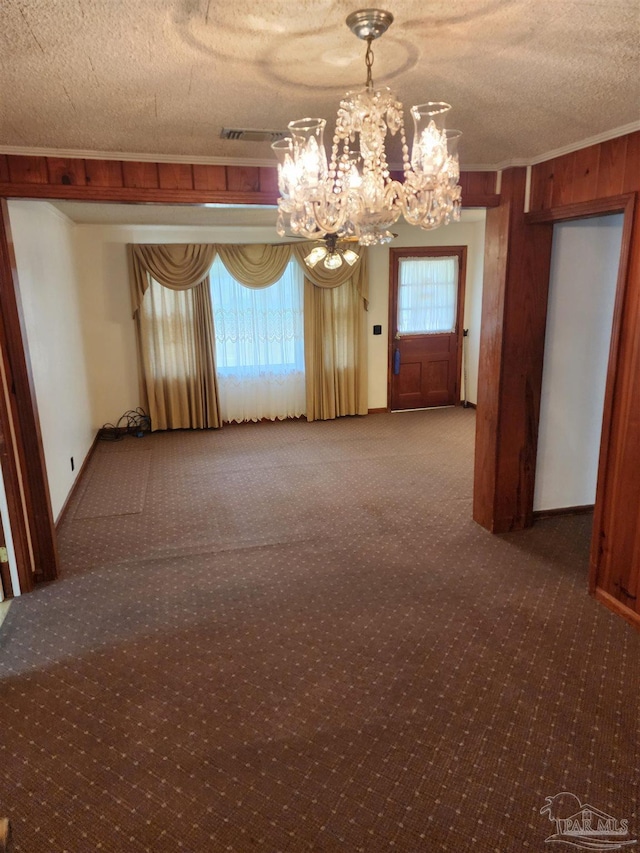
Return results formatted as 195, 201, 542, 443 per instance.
365, 37, 374, 89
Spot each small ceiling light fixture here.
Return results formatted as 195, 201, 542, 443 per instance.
303, 233, 360, 270
272, 8, 462, 247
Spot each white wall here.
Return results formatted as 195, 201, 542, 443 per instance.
367, 213, 486, 408
534, 214, 624, 511
8, 201, 95, 520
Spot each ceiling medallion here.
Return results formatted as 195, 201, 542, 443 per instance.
272, 8, 462, 248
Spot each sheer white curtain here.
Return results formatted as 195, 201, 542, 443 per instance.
210, 256, 305, 423
397, 256, 458, 334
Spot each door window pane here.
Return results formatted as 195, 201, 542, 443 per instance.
397, 256, 458, 334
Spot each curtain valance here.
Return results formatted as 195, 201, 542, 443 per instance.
129, 241, 368, 316
129, 244, 217, 314
216, 244, 292, 289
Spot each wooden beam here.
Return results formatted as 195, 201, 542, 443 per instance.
0, 182, 279, 206
473, 167, 554, 532
0, 156, 499, 208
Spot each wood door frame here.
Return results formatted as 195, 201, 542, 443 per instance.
0, 199, 57, 593
0, 494, 13, 598
387, 246, 468, 411
526, 193, 636, 622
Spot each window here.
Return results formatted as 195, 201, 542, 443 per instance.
209, 257, 305, 422
397, 256, 458, 334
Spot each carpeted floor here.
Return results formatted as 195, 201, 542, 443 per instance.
0, 408, 638, 852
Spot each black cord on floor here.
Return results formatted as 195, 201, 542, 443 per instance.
99, 408, 151, 441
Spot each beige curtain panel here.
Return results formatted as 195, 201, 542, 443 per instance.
128, 241, 369, 428
129, 244, 220, 430
303, 251, 368, 422
139, 278, 220, 431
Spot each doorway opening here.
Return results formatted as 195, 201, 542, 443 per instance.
534, 213, 624, 516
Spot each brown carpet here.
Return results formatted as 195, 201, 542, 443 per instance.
73, 443, 151, 519
0, 408, 638, 852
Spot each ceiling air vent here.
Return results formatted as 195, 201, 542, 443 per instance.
220, 128, 288, 143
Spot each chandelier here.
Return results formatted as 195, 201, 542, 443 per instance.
303, 233, 360, 270
272, 8, 462, 248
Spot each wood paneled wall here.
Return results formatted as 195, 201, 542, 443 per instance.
529, 131, 640, 211
458, 170, 500, 207
473, 168, 553, 532
530, 133, 640, 628
475, 129, 640, 629
0, 154, 499, 208
0, 156, 278, 204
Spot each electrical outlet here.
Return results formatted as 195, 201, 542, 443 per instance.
70, 456, 74, 472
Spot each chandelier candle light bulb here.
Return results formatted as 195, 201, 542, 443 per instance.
273, 8, 462, 248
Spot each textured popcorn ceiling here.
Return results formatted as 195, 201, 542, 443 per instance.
1, 0, 639, 168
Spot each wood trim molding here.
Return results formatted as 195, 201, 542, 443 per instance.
585, 191, 640, 628
593, 588, 640, 632
0, 184, 280, 206
367, 407, 389, 414
588, 193, 636, 595
0, 329, 34, 593
0, 558, 13, 599
533, 504, 594, 519
525, 193, 635, 224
